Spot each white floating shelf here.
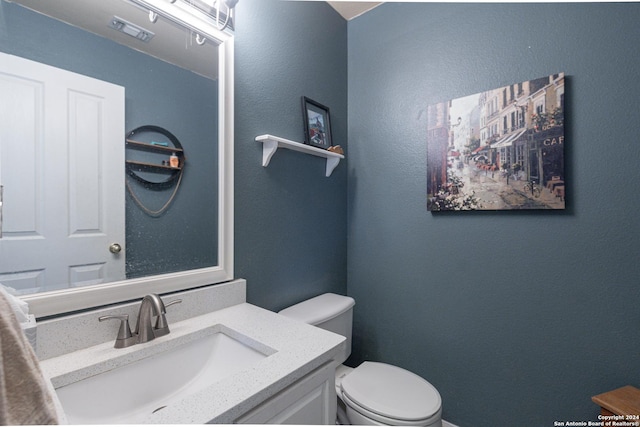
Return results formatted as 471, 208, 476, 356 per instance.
255, 134, 344, 177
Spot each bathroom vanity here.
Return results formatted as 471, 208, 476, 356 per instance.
37, 279, 344, 424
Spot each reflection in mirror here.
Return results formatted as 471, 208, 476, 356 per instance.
0, 0, 234, 317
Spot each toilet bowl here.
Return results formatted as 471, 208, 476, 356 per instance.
336, 362, 442, 426
279, 293, 442, 426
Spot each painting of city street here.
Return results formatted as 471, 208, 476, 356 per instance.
427, 73, 565, 211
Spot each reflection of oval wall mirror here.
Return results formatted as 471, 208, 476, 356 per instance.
125, 125, 186, 216
0, 0, 235, 317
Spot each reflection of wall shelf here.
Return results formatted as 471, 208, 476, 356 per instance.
126, 139, 184, 154
125, 160, 181, 173
125, 139, 184, 172
255, 134, 344, 177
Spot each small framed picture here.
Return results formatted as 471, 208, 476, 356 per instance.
302, 96, 332, 149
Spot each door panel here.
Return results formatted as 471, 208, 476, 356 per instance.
0, 53, 125, 294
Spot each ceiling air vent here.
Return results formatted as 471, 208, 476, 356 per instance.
108, 16, 155, 42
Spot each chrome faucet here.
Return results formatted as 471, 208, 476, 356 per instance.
100, 293, 182, 348
134, 293, 182, 343
135, 294, 165, 343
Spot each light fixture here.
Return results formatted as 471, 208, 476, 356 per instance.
190, 0, 238, 31
108, 16, 155, 42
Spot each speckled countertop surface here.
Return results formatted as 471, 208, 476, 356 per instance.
40, 302, 345, 424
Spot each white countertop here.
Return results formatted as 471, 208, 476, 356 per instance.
40, 302, 345, 424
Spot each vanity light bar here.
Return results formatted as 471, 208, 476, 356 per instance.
108, 16, 155, 42
176, 0, 235, 31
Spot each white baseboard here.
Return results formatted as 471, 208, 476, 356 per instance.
443, 420, 459, 427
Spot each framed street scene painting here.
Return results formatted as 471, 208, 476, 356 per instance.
302, 96, 332, 149
427, 73, 565, 211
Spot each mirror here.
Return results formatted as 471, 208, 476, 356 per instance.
0, 0, 234, 317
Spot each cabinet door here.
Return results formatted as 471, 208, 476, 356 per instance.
236, 362, 336, 425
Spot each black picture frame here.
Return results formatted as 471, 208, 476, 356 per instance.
302, 96, 332, 149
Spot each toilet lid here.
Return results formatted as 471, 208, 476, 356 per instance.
340, 362, 441, 422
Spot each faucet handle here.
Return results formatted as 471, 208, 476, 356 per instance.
154, 298, 182, 337
164, 299, 182, 308
99, 314, 137, 349
164, 298, 182, 309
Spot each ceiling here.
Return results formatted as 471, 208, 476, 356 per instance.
327, 1, 382, 20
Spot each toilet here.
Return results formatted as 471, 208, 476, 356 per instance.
279, 293, 442, 426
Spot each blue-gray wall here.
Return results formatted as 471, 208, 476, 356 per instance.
234, 0, 348, 310
347, 3, 640, 426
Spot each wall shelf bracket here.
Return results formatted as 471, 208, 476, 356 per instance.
255, 134, 344, 177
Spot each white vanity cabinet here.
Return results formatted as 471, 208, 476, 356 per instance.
235, 361, 337, 425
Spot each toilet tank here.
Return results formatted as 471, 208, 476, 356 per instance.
278, 293, 355, 364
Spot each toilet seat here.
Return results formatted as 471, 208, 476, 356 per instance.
341, 392, 441, 426
340, 362, 441, 425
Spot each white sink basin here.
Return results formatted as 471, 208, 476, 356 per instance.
54, 326, 273, 424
